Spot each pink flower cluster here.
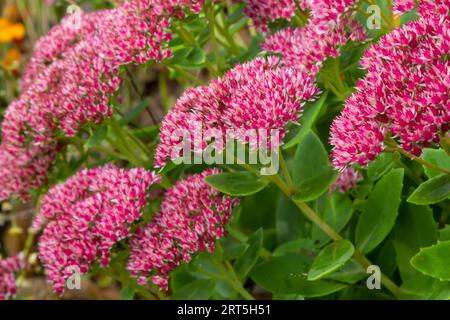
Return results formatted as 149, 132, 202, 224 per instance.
127, 169, 239, 290
31, 165, 160, 293
242, 0, 297, 31
263, 0, 366, 74
393, 0, 417, 14
330, 167, 363, 193
0, 254, 26, 300
394, 0, 450, 16
155, 57, 318, 167
330, 12, 450, 169
0, 1, 202, 201
418, 0, 450, 16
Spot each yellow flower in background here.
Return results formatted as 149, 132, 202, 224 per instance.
0, 17, 25, 43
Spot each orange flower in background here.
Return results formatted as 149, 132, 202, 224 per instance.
0, 18, 25, 43
2, 48, 21, 68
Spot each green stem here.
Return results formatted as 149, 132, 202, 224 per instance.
238, 162, 401, 297
198, 257, 256, 300
104, 268, 157, 300
279, 152, 294, 190
293, 200, 343, 241
223, 261, 256, 300
385, 140, 450, 175
228, 227, 272, 259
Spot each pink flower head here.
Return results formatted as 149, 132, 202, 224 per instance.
0, 254, 26, 300
0, 0, 202, 201
155, 57, 319, 167
127, 169, 239, 290
330, 167, 363, 193
21, 10, 105, 91
242, 0, 297, 31
330, 15, 450, 169
418, 0, 450, 17
394, 0, 450, 17
263, 0, 365, 74
32, 165, 160, 293
0, 145, 57, 201
393, 0, 417, 15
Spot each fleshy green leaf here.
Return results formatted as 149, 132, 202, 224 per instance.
292, 171, 337, 202
275, 193, 305, 244
325, 259, 366, 284
273, 239, 317, 257
239, 186, 278, 230
205, 171, 268, 196
250, 254, 347, 297
410, 240, 450, 281
393, 203, 438, 281
171, 279, 216, 300
307, 240, 355, 281
421, 148, 450, 178
355, 168, 404, 254
273, 294, 305, 300
283, 92, 328, 150
311, 193, 353, 245
119, 98, 150, 125
119, 283, 135, 300
220, 237, 249, 261
400, 275, 450, 300
407, 174, 450, 205
439, 225, 450, 241
234, 229, 263, 282
85, 125, 108, 148
292, 131, 335, 202
367, 153, 394, 181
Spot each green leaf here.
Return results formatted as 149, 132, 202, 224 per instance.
292, 171, 337, 202
250, 254, 347, 297
169, 47, 193, 64
421, 148, 450, 178
234, 229, 263, 282
308, 240, 355, 281
171, 279, 216, 300
393, 203, 437, 281
220, 237, 249, 261
355, 168, 404, 254
325, 259, 366, 284
119, 283, 135, 300
292, 130, 336, 202
119, 98, 150, 125
85, 125, 108, 148
273, 239, 317, 257
375, 238, 398, 277
275, 193, 305, 244
407, 174, 450, 205
311, 193, 353, 245
410, 240, 450, 281
185, 46, 206, 66
206, 171, 268, 196
239, 185, 278, 230
439, 225, 450, 241
367, 153, 394, 181
400, 275, 450, 300
273, 294, 305, 300
283, 92, 328, 150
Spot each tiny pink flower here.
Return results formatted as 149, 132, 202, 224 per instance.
127, 169, 239, 290
32, 165, 160, 293
0, 254, 26, 300
330, 167, 363, 193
